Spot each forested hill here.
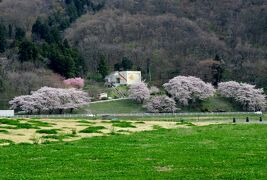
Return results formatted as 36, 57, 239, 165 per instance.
0, 0, 267, 108
65, 0, 267, 86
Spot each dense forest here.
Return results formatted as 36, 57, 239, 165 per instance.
0, 0, 267, 108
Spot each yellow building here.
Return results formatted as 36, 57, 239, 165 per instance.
105, 71, 142, 86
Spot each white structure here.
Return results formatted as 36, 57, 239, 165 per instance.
0, 110, 14, 117
98, 93, 108, 100
105, 71, 142, 86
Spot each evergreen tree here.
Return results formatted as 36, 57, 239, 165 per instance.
97, 55, 109, 79
114, 63, 122, 71
18, 40, 39, 62
121, 57, 133, 70
15, 27, 26, 41
0, 24, 7, 53
212, 55, 224, 87
8, 24, 13, 38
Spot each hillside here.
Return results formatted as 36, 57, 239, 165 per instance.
0, 0, 267, 109
0, 0, 60, 32
65, 0, 267, 86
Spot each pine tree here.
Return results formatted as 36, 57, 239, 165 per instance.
97, 55, 109, 79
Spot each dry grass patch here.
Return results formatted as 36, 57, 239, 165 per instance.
0, 118, 223, 144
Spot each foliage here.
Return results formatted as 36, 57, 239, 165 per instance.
9, 87, 90, 114
15, 27, 25, 41
128, 82, 150, 103
114, 57, 133, 71
65, 1, 267, 87
64, 77, 85, 89
18, 40, 39, 62
218, 81, 266, 111
97, 55, 109, 79
0, 24, 7, 53
36, 129, 58, 134
163, 76, 215, 106
144, 95, 177, 113
79, 126, 105, 133
196, 55, 224, 87
29, 0, 104, 77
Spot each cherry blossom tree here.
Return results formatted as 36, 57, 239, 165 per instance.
144, 95, 177, 113
64, 77, 85, 89
218, 81, 266, 111
163, 76, 215, 106
9, 87, 90, 114
128, 82, 150, 103
217, 81, 241, 98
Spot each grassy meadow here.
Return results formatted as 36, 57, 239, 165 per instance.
0, 123, 266, 179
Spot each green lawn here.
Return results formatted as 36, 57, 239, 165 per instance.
81, 95, 243, 114
0, 124, 267, 179
88, 99, 146, 114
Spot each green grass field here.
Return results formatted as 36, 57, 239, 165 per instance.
0, 123, 266, 179
82, 95, 242, 114
88, 99, 146, 114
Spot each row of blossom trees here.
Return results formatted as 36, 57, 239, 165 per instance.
218, 81, 266, 111
9, 87, 90, 114
128, 76, 266, 113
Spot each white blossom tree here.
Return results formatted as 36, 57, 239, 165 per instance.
218, 81, 266, 111
144, 95, 177, 113
163, 76, 215, 106
128, 82, 150, 103
9, 87, 90, 114
217, 81, 241, 98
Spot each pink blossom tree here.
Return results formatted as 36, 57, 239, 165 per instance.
163, 76, 215, 106
128, 82, 150, 103
218, 81, 266, 111
64, 77, 85, 89
144, 95, 177, 113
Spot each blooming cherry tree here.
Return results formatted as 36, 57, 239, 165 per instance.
9, 87, 90, 114
163, 76, 215, 106
128, 82, 150, 103
64, 77, 85, 89
218, 81, 266, 111
144, 95, 177, 113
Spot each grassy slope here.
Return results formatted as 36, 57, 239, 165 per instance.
85, 96, 242, 114
0, 124, 266, 179
88, 99, 146, 114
